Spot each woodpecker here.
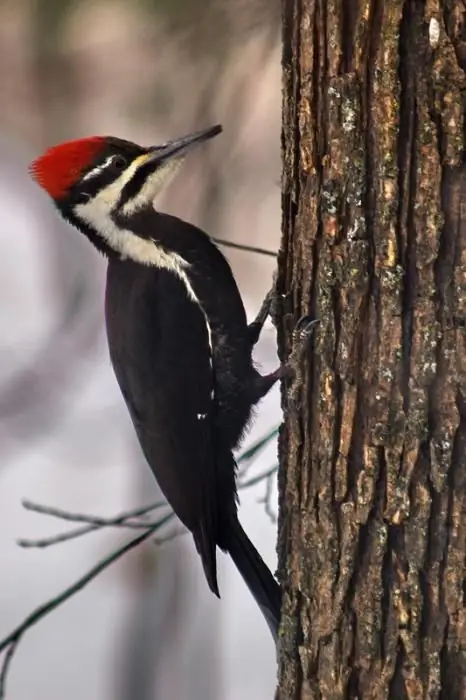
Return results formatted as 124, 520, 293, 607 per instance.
29, 125, 315, 642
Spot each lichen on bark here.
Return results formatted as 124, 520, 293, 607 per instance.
277, 2, 466, 698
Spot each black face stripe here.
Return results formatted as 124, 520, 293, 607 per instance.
77, 138, 146, 200
117, 155, 164, 210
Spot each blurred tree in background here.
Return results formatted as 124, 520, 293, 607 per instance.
277, 1, 466, 698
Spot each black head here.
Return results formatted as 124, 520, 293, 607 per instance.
29, 126, 222, 258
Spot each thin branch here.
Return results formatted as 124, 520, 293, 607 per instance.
17, 515, 174, 549
18, 523, 103, 548
18, 500, 171, 549
211, 237, 276, 258
0, 641, 17, 700
236, 426, 279, 479
0, 514, 173, 699
257, 473, 277, 524
152, 524, 186, 546
238, 464, 278, 489
21, 498, 166, 525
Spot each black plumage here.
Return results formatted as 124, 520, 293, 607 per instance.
105, 213, 281, 637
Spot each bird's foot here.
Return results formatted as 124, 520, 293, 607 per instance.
284, 315, 319, 411
289, 315, 319, 368
249, 315, 318, 404
247, 271, 281, 346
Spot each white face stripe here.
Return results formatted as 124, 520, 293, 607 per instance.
81, 155, 115, 182
75, 193, 196, 293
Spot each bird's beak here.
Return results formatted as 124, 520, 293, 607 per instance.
145, 124, 222, 164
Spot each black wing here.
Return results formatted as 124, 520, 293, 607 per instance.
105, 261, 220, 594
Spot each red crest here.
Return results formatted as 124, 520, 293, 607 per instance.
29, 137, 106, 199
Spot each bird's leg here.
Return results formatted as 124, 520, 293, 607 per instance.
250, 315, 319, 402
247, 286, 276, 347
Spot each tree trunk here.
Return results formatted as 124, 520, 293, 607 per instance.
276, 2, 466, 698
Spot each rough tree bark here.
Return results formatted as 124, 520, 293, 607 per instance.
276, 2, 466, 698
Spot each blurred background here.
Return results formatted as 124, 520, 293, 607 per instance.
0, 1, 283, 699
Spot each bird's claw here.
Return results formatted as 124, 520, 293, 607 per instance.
294, 314, 319, 338
285, 315, 319, 411
292, 315, 319, 348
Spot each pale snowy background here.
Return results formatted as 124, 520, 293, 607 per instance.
0, 3, 282, 698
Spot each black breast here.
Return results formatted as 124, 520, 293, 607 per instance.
105, 253, 257, 451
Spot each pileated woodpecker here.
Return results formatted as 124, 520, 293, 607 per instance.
29, 125, 315, 642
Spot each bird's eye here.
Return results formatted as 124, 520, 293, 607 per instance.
111, 155, 127, 170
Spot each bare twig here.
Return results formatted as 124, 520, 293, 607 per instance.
236, 426, 279, 479
152, 524, 186, 546
18, 523, 104, 548
0, 514, 173, 699
257, 472, 277, 524
238, 464, 278, 490
0, 642, 17, 700
21, 498, 166, 524
18, 500, 171, 549
211, 237, 276, 258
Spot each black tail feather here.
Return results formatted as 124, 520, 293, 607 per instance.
193, 522, 220, 597
226, 516, 281, 642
